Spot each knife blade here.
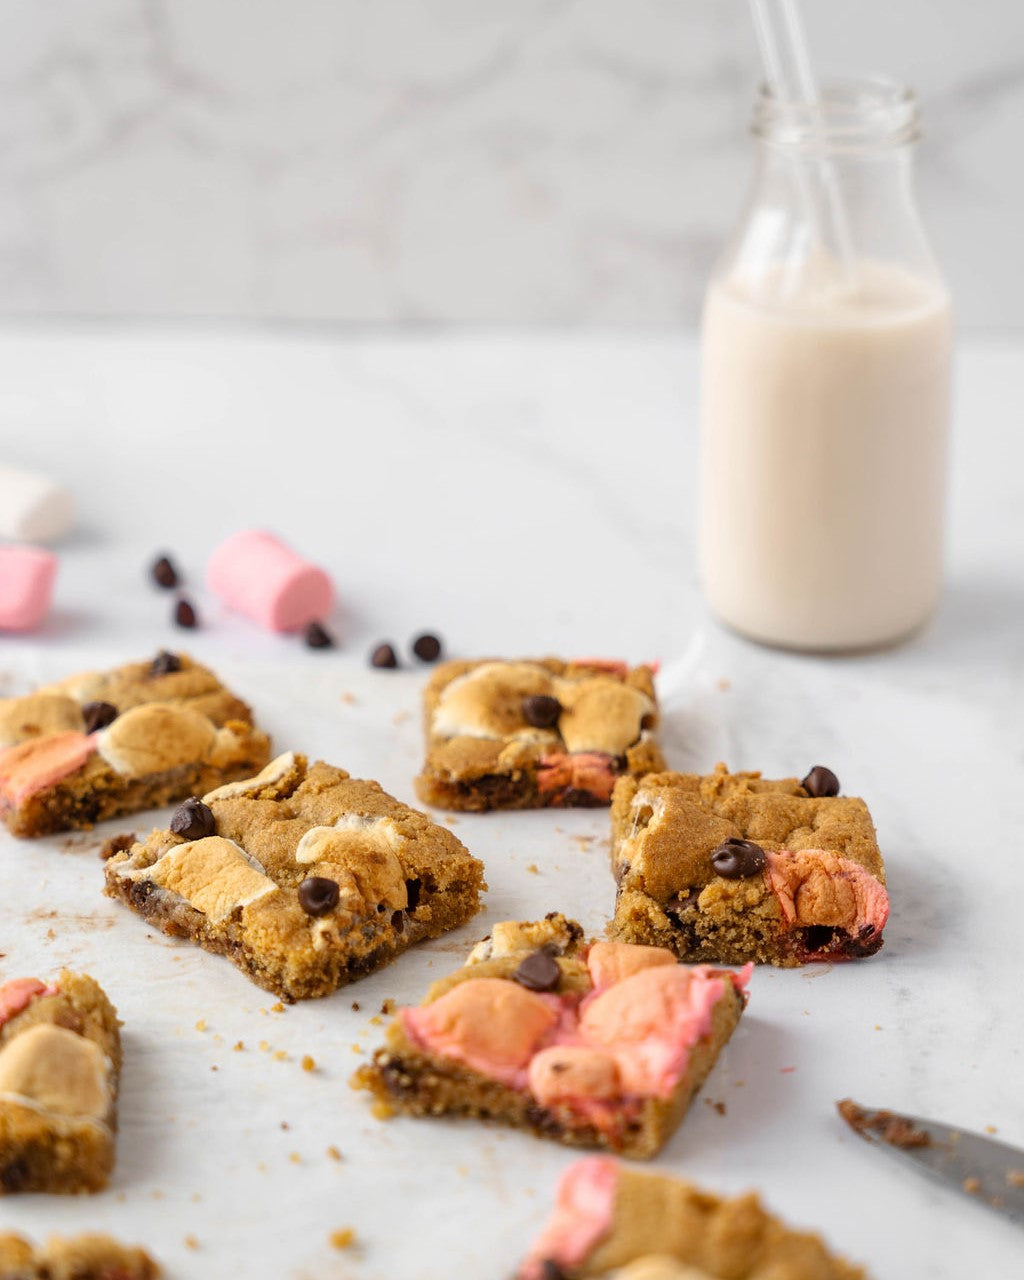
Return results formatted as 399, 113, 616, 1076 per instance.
837, 1099, 1024, 1227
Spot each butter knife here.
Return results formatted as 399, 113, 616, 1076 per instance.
837, 1099, 1024, 1227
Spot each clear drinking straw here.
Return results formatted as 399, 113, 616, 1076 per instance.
748, 0, 857, 284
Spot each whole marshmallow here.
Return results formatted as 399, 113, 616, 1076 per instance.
206, 530, 334, 633
0, 546, 57, 631
0, 466, 74, 543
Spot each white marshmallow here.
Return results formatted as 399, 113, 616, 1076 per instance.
0, 465, 74, 543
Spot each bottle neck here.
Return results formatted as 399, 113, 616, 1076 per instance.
753, 75, 921, 158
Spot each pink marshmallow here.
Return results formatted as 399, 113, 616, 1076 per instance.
0, 546, 57, 631
206, 530, 334, 633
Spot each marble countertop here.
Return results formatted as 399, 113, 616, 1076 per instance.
0, 325, 1022, 1277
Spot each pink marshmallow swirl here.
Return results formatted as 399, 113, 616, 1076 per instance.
518, 1156, 620, 1280
400, 941, 751, 1130
0, 731, 97, 809
764, 848, 889, 957
0, 977, 57, 1028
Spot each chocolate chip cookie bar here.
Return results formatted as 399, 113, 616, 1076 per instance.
517, 1157, 871, 1279
0, 1234, 160, 1279
104, 752, 486, 1001
414, 659, 665, 811
610, 764, 888, 966
0, 972, 121, 1195
0, 651, 270, 837
353, 914, 747, 1158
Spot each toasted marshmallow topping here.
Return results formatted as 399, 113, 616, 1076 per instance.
97, 703, 217, 778
0, 1024, 109, 1122
203, 750, 296, 801
126, 836, 277, 923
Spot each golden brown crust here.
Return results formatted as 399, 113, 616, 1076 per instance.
610, 765, 886, 967
415, 658, 664, 812
352, 920, 744, 1159
0, 653, 270, 838
104, 753, 486, 1001
0, 972, 121, 1195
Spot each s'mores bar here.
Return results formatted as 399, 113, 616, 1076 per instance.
611, 764, 888, 966
353, 915, 747, 1158
0, 651, 270, 837
104, 752, 486, 1001
414, 658, 665, 811
517, 1157, 871, 1279
0, 972, 121, 1195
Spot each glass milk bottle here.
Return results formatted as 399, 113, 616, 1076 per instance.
699, 77, 952, 651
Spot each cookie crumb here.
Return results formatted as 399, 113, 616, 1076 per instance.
289, 1152, 302, 1164
1007, 1169, 1024, 1187
351, 1001, 360, 1011
259, 1040, 270, 1052
705, 1099, 726, 1116
963, 1176, 981, 1194
301, 1054, 316, 1072
326, 1145, 343, 1162
985, 1124, 998, 1134
273, 1049, 288, 1061
194, 1019, 207, 1032
526, 863, 539, 875
271, 1002, 285, 1013
233, 1040, 244, 1052
380, 998, 396, 1015
184, 1236, 199, 1251
329, 1228, 356, 1250
371, 1099, 395, 1120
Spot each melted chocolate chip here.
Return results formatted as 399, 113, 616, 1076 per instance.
169, 797, 216, 841
404, 878, 422, 910
522, 694, 562, 729
150, 650, 182, 676
711, 837, 766, 879
370, 642, 399, 669
802, 765, 840, 797
411, 632, 442, 662
82, 700, 118, 733
150, 554, 179, 589
305, 620, 334, 649
298, 876, 340, 917
512, 948, 561, 993
174, 597, 198, 629
0, 1158, 31, 1192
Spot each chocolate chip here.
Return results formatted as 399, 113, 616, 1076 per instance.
174, 598, 198, 629
298, 876, 340, 916
512, 949, 561, 993
82, 700, 118, 733
150, 554, 179, 589
370, 642, 399, 669
711, 837, 766, 879
522, 694, 562, 729
0, 1158, 31, 1192
150, 650, 181, 676
411, 632, 442, 662
169, 797, 216, 841
802, 765, 840, 797
405, 878, 422, 910
305, 621, 334, 649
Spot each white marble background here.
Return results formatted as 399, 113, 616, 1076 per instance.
0, 0, 1020, 328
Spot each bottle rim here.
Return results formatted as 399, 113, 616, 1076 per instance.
752, 75, 921, 153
